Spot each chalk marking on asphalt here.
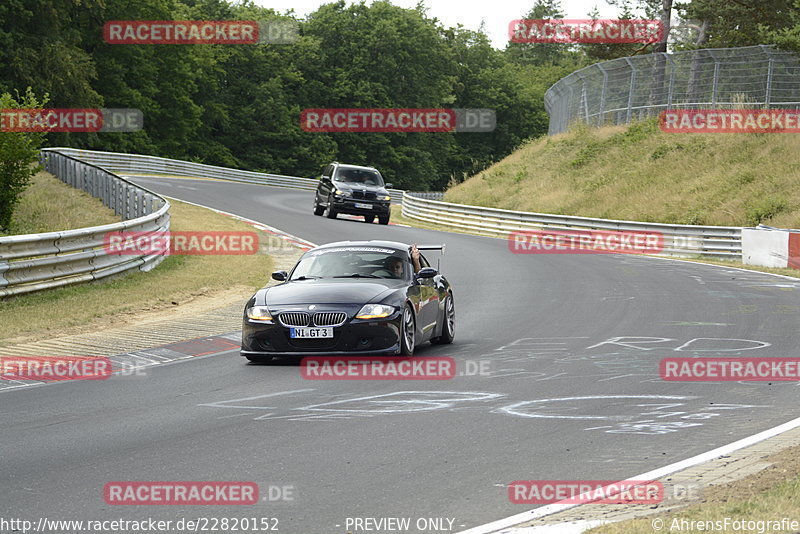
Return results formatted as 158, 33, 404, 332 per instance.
197, 389, 317, 410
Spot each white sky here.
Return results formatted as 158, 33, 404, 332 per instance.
253, 0, 624, 49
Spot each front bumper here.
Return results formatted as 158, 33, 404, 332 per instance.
333, 198, 390, 215
241, 315, 402, 357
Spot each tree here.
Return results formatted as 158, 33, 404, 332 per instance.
674, 0, 796, 48
302, 0, 457, 189
0, 0, 102, 108
505, 0, 573, 66
0, 89, 48, 231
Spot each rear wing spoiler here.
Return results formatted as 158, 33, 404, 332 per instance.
415, 244, 446, 254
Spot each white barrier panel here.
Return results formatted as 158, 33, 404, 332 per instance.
742, 227, 790, 268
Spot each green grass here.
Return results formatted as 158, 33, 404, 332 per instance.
0, 170, 120, 236
0, 199, 274, 344
587, 474, 800, 533
445, 119, 800, 228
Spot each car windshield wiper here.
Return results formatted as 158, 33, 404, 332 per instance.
292, 275, 321, 281
333, 273, 381, 278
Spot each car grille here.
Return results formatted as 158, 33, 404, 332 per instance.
278, 312, 310, 327
313, 312, 347, 327
352, 191, 377, 200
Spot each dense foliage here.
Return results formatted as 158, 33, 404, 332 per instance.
0, 0, 797, 203
0, 89, 47, 230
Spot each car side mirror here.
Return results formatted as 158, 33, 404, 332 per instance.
416, 267, 437, 279
384, 183, 393, 189
271, 270, 288, 281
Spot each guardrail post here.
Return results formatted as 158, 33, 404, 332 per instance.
598, 64, 608, 126
576, 73, 590, 123
119, 182, 126, 217
765, 58, 775, 108
136, 190, 144, 217
708, 50, 720, 107
666, 53, 676, 109
124, 184, 131, 219
562, 86, 571, 132
624, 57, 636, 123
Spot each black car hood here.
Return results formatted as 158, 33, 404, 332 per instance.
260, 278, 404, 307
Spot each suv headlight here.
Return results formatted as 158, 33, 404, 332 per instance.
355, 304, 396, 319
334, 189, 352, 197
379, 195, 391, 201
246, 306, 273, 323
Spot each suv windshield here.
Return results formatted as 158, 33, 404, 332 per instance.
334, 167, 384, 187
291, 247, 407, 280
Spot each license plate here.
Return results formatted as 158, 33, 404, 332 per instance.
354, 203, 372, 209
290, 327, 333, 339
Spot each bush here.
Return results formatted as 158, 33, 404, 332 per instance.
746, 197, 789, 226
0, 88, 48, 231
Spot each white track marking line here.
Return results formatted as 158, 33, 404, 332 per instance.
161, 196, 318, 249
456, 413, 800, 534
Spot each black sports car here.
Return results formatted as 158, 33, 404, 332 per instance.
240, 241, 454, 361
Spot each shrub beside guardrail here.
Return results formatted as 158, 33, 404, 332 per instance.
402, 193, 742, 259
0, 150, 170, 298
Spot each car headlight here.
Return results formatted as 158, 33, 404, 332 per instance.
246, 306, 273, 323
379, 195, 391, 201
355, 304, 396, 319
334, 189, 351, 197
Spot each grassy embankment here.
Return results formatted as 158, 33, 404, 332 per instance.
394, 119, 800, 278
0, 171, 274, 344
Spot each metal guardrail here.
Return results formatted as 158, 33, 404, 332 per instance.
545, 45, 800, 135
0, 150, 170, 298
402, 193, 741, 258
44, 148, 408, 204
407, 191, 444, 200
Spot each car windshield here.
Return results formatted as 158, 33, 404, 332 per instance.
290, 247, 407, 280
335, 168, 383, 186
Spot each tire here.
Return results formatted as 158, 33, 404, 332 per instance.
364, 214, 375, 223
431, 293, 455, 344
313, 196, 325, 216
324, 196, 338, 219
378, 214, 390, 225
399, 304, 416, 356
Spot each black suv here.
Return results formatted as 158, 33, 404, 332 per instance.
313, 162, 393, 224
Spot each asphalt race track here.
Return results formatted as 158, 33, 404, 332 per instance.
3, 176, 800, 533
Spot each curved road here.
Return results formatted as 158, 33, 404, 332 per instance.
2, 176, 799, 533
